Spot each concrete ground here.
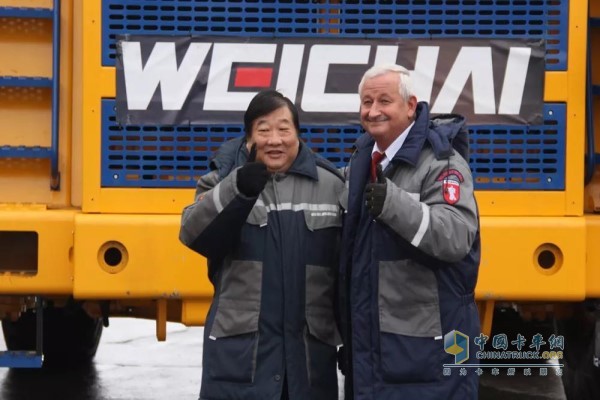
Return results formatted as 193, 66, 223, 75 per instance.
0, 318, 566, 400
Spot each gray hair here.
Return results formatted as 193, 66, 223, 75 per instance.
358, 64, 415, 101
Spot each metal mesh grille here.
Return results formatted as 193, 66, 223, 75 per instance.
102, 0, 567, 69
100, 0, 568, 190
102, 100, 565, 190
469, 104, 565, 190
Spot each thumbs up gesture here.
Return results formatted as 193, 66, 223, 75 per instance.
236, 143, 269, 197
365, 165, 387, 217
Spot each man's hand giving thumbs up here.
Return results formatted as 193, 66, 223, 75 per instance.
237, 143, 269, 197
364, 165, 387, 217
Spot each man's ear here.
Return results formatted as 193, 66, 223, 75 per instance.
407, 95, 418, 119
246, 138, 254, 152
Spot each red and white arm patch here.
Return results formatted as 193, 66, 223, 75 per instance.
436, 169, 464, 205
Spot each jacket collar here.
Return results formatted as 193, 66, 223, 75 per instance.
353, 102, 468, 165
284, 141, 319, 181
393, 101, 431, 166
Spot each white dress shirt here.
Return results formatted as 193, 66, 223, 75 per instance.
371, 121, 415, 171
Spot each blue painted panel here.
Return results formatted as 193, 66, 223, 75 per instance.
0, 146, 52, 159
0, 7, 52, 19
0, 351, 43, 368
0, 77, 52, 88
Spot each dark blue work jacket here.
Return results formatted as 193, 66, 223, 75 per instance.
180, 139, 344, 400
340, 102, 481, 400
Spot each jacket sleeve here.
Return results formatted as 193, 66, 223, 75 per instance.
179, 168, 257, 260
376, 153, 478, 262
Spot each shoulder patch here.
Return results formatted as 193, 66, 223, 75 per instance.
436, 169, 464, 205
436, 169, 464, 183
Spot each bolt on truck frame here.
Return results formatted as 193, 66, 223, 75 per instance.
1, 0, 600, 398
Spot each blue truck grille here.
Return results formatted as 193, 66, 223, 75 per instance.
102, 0, 567, 69
101, 0, 568, 190
102, 100, 565, 190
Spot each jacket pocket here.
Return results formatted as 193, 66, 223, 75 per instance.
304, 265, 341, 389
303, 325, 338, 394
378, 260, 443, 383
206, 260, 262, 383
305, 264, 342, 347
303, 207, 342, 347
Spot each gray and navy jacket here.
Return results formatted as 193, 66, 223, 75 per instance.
339, 102, 481, 400
180, 138, 344, 400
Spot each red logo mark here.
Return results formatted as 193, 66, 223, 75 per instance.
234, 67, 273, 88
442, 179, 461, 205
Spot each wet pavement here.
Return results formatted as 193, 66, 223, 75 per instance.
0, 318, 566, 400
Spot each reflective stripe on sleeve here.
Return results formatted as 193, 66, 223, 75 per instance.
410, 202, 430, 247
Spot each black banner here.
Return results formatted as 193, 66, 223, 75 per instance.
115, 36, 545, 126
